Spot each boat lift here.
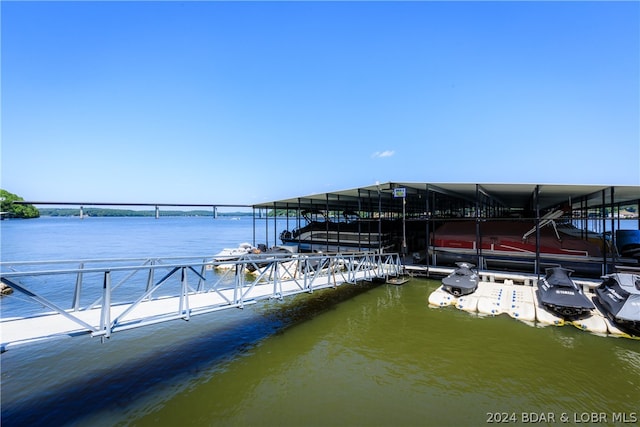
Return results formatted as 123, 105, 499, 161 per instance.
0, 252, 404, 352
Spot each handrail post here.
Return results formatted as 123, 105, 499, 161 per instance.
100, 271, 112, 339
273, 260, 282, 299
234, 262, 243, 307
146, 259, 155, 296
326, 254, 331, 287
197, 258, 207, 291
303, 256, 310, 292
72, 262, 84, 311
352, 254, 357, 282
180, 267, 190, 320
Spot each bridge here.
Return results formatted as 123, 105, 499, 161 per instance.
0, 252, 404, 352
11, 201, 253, 219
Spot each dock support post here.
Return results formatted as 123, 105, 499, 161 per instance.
534, 185, 541, 277
610, 187, 616, 268
475, 184, 481, 268
602, 190, 607, 275
425, 184, 431, 270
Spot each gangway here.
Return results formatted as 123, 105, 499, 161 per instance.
0, 252, 404, 351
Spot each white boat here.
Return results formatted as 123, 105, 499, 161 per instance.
214, 242, 257, 261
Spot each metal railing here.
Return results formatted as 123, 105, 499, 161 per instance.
0, 252, 404, 349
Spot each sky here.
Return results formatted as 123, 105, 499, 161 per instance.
2, 1, 639, 208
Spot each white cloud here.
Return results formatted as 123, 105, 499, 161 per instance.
371, 150, 395, 159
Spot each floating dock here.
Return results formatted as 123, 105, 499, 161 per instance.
386, 276, 409, 285
428, 276, 634, 339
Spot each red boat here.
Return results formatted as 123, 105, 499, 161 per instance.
430, 217, 605, 276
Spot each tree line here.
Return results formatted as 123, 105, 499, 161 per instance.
0, 189, 40, 219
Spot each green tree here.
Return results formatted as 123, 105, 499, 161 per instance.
0, 189, 40, 219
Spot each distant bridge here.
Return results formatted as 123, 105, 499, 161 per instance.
12, 201, 254, 219
0, 252, 404, 352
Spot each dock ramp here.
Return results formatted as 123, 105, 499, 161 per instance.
1, 252, 403, 351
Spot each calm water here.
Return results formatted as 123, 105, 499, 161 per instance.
1, 217, 639, 426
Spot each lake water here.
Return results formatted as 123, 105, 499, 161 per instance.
1, 217, 638, 426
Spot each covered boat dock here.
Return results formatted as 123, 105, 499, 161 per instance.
253, 183, 640, 278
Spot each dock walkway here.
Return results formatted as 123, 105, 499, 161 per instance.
1, 252, 403, 351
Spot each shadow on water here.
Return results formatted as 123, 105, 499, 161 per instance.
1, 280, 382, 427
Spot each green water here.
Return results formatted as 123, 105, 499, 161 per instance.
121, 278, 638, 426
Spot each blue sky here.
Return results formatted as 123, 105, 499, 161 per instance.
2, 1, 638, 207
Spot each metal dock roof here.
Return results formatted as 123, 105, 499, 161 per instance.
253, 182, 639, 212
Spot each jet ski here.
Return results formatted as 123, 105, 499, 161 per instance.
536, 267, 594, 319
593, 272, 640, 336
442, 262, 479, 296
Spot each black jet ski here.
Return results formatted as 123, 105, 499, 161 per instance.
442, 262, 479, 296
593, 272, 640, 336
536, 267, 594, 319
